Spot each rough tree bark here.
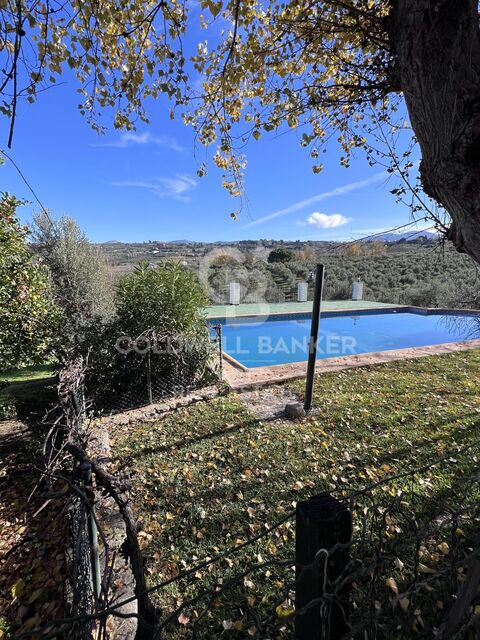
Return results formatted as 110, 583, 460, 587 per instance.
390, 0, 480, 264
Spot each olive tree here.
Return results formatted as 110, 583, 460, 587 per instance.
32, 211, 115, 357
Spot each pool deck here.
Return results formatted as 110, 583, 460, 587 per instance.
206, 299, 400, 319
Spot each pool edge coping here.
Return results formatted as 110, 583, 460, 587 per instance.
208, 303, 406, 321
208, 305, 480, 323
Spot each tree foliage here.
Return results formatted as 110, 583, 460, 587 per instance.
32, 212, 115, 358
267, 248, 294, 264
207, 244, 480, 309
0, 194, 56, 369
85, 261, 213, 411
116, 260, 208, 338
1, 1, 480, 263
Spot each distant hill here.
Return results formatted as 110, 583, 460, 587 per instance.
367, 230, 438, 243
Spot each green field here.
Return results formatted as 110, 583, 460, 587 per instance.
110, 350, 480, 638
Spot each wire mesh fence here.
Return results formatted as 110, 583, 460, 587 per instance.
143, 447, 480, 639
60, 382, 100, 640
83, 326, 222, 415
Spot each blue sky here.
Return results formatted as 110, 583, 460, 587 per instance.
0, 68, 428, 243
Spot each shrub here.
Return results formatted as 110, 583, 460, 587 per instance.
85, 261, 213, 411
267, 247, 294, 263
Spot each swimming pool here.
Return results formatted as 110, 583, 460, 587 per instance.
211, 309, 480, 369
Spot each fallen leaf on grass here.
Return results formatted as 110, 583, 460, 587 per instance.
386, 577, 398, 595
276, 603, 295, 618
178, 612, 189, 625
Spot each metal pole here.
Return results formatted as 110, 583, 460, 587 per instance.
147, 352, 153, 405
81, 462, 102, 602
215, 323, 223, 381
304, 264, 325, 413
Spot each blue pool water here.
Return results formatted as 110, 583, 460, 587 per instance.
211, 310, 480, 368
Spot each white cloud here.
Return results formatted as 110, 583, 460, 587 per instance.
93, 131, 185, 152
111, 174, 197, 201
242, 171, 386, 229
303, 212, 351, 229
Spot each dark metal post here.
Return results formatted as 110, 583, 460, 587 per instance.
215, 323, 223, 381
146, 352, 153, 404
295, 493, 352, 640
304, 264, 325, 413
81, 462, 102, 602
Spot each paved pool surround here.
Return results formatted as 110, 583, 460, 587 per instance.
205, 299, 399, 319
207, 303, 480, 390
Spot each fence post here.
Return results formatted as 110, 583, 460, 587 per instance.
81, 462, 102, 602
215, 323, 223, 381
304, 264, 325, 413
295, 493, 352, 640
146, 352, 153, 405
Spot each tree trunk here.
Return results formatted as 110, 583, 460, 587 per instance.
390, 0, 480, 265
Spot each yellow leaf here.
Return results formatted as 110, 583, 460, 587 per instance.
474, 604, 480, 616
455, 528, 465, 537
437, 542, 450, 555
11, 578, 25, 599
386, 577, 398, 595
233, 620, 243, 631
276, 604, 295, 618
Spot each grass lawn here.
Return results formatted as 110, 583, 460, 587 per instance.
0, 364, 56, 419
110, 350, 480, 638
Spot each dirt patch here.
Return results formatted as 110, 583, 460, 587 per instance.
0, 419, 26, 438
239, 385, 302, 420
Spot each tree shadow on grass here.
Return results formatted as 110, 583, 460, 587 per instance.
0, 378, 69, 637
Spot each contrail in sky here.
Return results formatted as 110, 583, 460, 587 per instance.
242, 171, 387, 229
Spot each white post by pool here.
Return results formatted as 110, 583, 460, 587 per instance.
352, 280, 364, 301
297, 281, 308, 302
229, 282, 240, 305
